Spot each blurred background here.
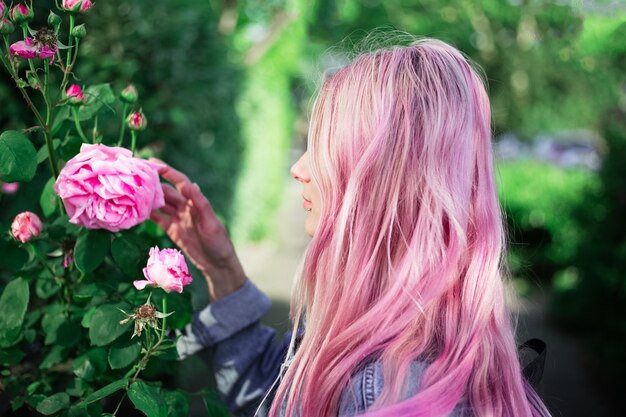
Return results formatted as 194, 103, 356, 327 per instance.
1, 0, 625, 416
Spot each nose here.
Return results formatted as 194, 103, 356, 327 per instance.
290, 152, 310, 183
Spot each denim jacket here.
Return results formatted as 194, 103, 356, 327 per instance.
176, 280, 473, 417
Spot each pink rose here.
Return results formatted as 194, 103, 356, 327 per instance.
62, 0, 93, 14
54, 144, 165, 232
11, 211, 42, 243
1, 182, 19, 194
134, 247, 193, 293
10, 36, 57, 61
66, 84, 86, 104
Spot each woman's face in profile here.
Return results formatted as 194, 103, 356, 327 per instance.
290, 151, 321, 237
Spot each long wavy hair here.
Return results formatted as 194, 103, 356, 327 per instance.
270, 37, 551, 417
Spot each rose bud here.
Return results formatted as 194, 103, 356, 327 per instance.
66, 84, 86, 105
11, 211, 43, 243
61, 0, 93, 14
10, 4, 33, 25
1, 182, 19, 194
54, 144, 165, 232
0, 1, 6, 17
120, 84, 138, 104
71, 23, 86, 39
0, 17, 13, 35
48, 11, 61, 32
134, 247, 193, 293
127, 110, 147, 131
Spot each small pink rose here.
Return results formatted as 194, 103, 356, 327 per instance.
10, 36, 57, 61
1, 182, 19, 194
54, 144, 165, 232
11, 211, 42, 243
66, 84, 86, 104
62, 0, 93, 14
134, 247, 193, 293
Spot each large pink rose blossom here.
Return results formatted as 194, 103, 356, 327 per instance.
62, 0, 93, 14
10, 37, 57, 61
11, 211, 42, 243
54, 144, 165, 232
134, 247, 193, 293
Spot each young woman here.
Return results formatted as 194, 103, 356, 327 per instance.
150, 37, 552, 417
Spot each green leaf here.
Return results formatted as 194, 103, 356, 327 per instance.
202, 390, 230, 417
74, 229, 111, 273
81, 306, 97, 328
36, 139, 61, 165
75, 84, 116, 122
73, 348, 107, 381
108, 338, 141, 369
128, 381, 167, 417
0, 277, 30, 348
0, 346, 25, 366
81, 378, 128, 405
153, 339, 179, 360
36, 392, 69, 415
111, 234, 144, 278
42, 305, 66, 345
36, 275, 62, 299
88, 303, 131, 346
0, 130, 37, 182
162, 389, 190, 417
61, 135, 83, 160
40, 177, 58, 217
40, 345, 68, 369
51, 107, 69, 136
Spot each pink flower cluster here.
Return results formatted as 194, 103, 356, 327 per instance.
54, 144, 165, 232
134, 247, 192, 293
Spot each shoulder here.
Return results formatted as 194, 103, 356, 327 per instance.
337, 360, 473, 417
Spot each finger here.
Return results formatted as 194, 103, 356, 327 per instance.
158, 204, 180, 220
150, 210, 172, 230
182, 182, 216, 217
162, 184, 186, 208
159, 164, 192, 192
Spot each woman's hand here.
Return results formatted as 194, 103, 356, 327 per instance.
149, 161, 246, 300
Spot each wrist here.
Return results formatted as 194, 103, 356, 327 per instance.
201, 253, 247, 301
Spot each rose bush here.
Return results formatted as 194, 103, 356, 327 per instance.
0, 2, 227, 416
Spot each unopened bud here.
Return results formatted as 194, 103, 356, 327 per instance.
26, 71, 41, 90
0, 1, 6, 17
71, 23, 86, 39
127, 110, 147, 131
0, 17, 13, 35
10, 4, 33, 25
66, 84, 86, 105
48, 11, 61, 32
120, 84, 138, 104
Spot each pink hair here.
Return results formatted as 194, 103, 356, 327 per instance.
271, 38, 551, 417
